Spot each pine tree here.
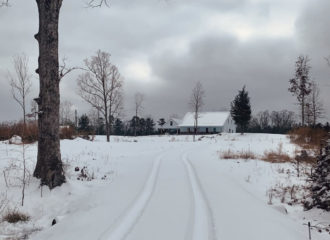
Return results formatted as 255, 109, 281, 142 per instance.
157, 118, 166, 134
78, 114, 91, 132
304, 133, 330, 211
130, 116, 140, 136
139, 118, 146, 135
230, 86, 252, 134
146, 118, 155, 135
114, 118, 124, 135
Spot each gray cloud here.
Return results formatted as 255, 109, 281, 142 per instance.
0, 0, 329, 123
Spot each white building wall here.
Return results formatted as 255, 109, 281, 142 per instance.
223, 116, 237, 133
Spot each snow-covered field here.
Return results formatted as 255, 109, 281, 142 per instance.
0, 134, 329, 240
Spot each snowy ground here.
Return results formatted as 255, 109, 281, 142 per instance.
0, 134, 329, 240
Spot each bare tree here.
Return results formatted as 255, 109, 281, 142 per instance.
7, 54, 32, 131
189, 82, 205, 142
257, 110, 270, 130
289, 55, 312, 126
306, 81, 324, 126
77, 50, 123, 142
270, 110, 296, 130
134, 93, 144, 137
1, 0, 110, 189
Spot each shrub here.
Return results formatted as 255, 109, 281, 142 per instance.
0, 121, 77, 142
0, 123, 11, 141
3, 210, 30, 223
0, 121, 38, 143
60, 125, 75, 140
23, 122, 38, 143
288, 127, 327, 150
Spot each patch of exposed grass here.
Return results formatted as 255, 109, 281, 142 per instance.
2, 210, 30, 223
288, 127, 327, 150
262, 151, 292, 163
219, 149, 257, 160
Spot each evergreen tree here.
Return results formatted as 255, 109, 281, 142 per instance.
230, 86, 252, 134
157, 118, 166, 134
304, 133, 330, 211
129, 116, 140, 136
114, 118, 124, 135
78, 114, 91, 132
139, 118, 146, 135
96, 117, 105, 135
146, 118, 155, 135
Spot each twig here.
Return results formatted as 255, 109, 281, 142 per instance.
3, 170, 8, 188
59, 57, 78, 81
0, 0, 9, 7
86, 0, 110, 8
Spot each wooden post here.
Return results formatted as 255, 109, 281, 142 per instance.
308, 222, 311, 240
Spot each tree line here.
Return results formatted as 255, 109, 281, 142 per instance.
75, 114, 157, 137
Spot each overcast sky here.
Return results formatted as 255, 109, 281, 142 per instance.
0, 0, 329, 122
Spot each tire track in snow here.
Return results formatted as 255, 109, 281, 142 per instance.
183, 154, 216, 240
98, 156, 162, 240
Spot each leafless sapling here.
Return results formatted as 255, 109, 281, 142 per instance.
21, 142, 27, 206
189, 82, 205, 142
7, 54, 32, 134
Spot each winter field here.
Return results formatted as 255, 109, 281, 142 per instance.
0, 133, 329, 240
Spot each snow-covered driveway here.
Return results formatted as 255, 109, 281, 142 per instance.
25, 135, 327, 240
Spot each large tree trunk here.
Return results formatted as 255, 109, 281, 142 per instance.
33, 0, 65, 189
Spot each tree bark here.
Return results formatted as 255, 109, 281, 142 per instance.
33, 0, 65, 189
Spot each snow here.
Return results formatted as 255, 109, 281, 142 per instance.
0, 134, 329, 240
182, 154, 215, 240
179, 111, 230, 127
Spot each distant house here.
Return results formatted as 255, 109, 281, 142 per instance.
179, 111, 236, 134
157, 118, 181, 134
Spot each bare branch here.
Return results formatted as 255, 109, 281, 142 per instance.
0, 0, 9, 7
325, 56, 330, 66
59, 57, 78, 81
87, 0, 110, 8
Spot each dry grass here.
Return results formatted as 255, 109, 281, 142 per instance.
219, 149, 257, 160
0, 121, 77, 142
262, 151, 292, 163
2, 209, 30, 223
60, 125, 75, 140
288, 127, 327, 150
0, 121, 38, 143
262, 142, 293, 163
